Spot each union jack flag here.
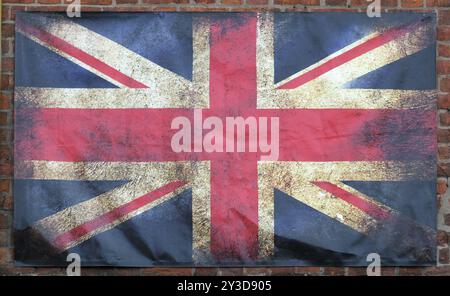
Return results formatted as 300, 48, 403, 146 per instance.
14, 12, 436, 266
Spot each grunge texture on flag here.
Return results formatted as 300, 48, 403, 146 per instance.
13, 12, 437, 266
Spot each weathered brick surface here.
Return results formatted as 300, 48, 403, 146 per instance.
441, 78, 450, 93
439, 44, 450, 58
398, 267, 424, 275
351, 0, 397, 6
322, 267, 346, 276
439, 248, 450, 264
437, 178, 448, 194
218, 268, 244, 275
294, 266, 322, 275
438, 26, 450, 40
142, 268, 193, 276
401, 0, 423, 7
427, 0, 450, 6
437, 230, 448, 245
326, 0, 348, 6
0, 0, 449, 276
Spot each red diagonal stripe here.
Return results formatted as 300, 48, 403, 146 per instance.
311, 181, 391, 220
16, 20, 148, 88
277, 22, 422, 89
53, 180, 186, 250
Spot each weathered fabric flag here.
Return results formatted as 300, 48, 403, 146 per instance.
14, 12, 436, 266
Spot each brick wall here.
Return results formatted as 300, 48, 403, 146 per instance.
0, 0, 449, 276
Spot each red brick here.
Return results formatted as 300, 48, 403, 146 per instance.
194, 0, 216, 3
401, 0, 423, 7
439, 44, 450, 58
0, 145, 11, 161
398, 267, 424, 275
440, 164, 449, 183
243, 267, 270, 275
438, 230, 449, 246
439, 248, 450, 264
63, 0, 111, 4
0, 230, 10, 247
2, 7, 10, 22
1, 41, 9, 57
0, 180, 9, 193
0, 130, 8, 143
86, 268, 141, 276
423, 266, 450, 275
0, 196, 13, 210
218, 268, 244, 276
247, 0, 268, 4
294, 266, 321, 275
0, 91, 9, 100
440, 112, 450, 126
438, 163, 450, 177
284, 7, 309, 11
38, 0, 62, 3
3, 0, 33, 3
346, 267, 367, 276
1, 24, 14, 39
2, 58, 14, 73
385, 0, 399, 5
438, 26, 450, 41
0, 92, 11, 110
142, 268, 193, 276
352, 0, 397, 6
0, 113, 7, 126
444, 213, 450, 226
323, 267, 345, 275
143, 0, 189, 3
439, 128, 450, 142
0, 163, 12, 176
270, 267, 295, 275
77, 268, 111, 276
442, 79, 450, 94
430, 0, 450, 5
34, 268, 66, 276
221, 0, 243, 4
26, 5, 73, 12
439, 10, 450, 25
439, 94, 450, 109
326, 0, 348, 5
116, 0, 138, 3
439, 146, 450, 160
0, 100, 10, 110
100, 268, 142, 276
1, 75, 13, 90
194, 267, 218, 275
0, 248, 12, 265
381, 267, 397, 276
275, 0, 320, 4
0, 267, 38, 275
438, 178, 448, 194
438, 60, 450, 75
0, 212, 11, 229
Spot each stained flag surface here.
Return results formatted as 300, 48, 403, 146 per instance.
14, 12, 436, 266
